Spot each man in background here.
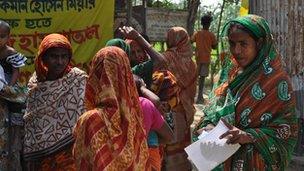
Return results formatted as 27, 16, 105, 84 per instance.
191, 14, 217, 104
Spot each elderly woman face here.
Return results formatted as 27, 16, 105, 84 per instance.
42, 47, 70, 80
228, 27, 258, 68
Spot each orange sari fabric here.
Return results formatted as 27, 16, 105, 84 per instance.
25, 145, 76, 171
73, 46, 148, 171
222, 55, 297, 171
40, 145, 76, 171
35, 33, 72, 82
147, 148, 162, 171
161, 27, 197, 126
151, 70, 180, 109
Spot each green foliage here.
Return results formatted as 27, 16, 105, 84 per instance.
153, 42, 164, 52
194, 0, 240, 76
146, 0, 187, 10
140, 0, 241, 79
195, 1, 240, 34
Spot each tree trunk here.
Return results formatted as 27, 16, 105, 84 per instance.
187, 0, 200, 36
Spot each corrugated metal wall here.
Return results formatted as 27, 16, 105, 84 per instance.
249, 0, 304, 113
250, 0, 304, 76
250, 0, 304, 155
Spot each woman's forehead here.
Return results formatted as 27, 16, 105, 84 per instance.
229, 25, 248, 34
228, 27, 253, 39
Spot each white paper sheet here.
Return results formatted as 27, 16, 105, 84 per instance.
185, 120, 241, 171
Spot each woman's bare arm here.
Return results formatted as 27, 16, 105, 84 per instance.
119, 26, 166, 67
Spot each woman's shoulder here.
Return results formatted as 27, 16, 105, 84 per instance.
139, 97, 157, 109
139, 96, 153, 105
260, 58, 291, 83
70, 67, 88, 79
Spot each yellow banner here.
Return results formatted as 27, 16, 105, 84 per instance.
239, 0, 249, 16
0, 0, 114, 83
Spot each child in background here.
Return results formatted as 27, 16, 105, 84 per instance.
0, 20, 27, 113
0, 20, 27, 171
191, 14, 217, 104
0, 20, 26, 86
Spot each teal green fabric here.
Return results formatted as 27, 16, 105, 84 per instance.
221, 15, 275, 94
106, 38, 131, 58
147, 131, 159, 147
131, 59, 154, 88
196, 15, 277, 130
193, 15, 297, 171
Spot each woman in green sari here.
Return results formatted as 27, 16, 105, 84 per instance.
193, 15, 298, 170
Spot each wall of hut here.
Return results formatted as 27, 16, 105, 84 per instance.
250, 0, 304, 155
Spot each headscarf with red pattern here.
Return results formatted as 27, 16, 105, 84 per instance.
73, 46, 148, 170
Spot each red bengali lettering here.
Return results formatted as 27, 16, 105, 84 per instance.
8, 35, 17, 48
85, 24, 99, 39
10, 24, 100, 57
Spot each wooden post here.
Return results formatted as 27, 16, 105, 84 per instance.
142, 0, 146, 8
211, 0, 225, 88
126, 0, 132, 25
143, 0, 147, 34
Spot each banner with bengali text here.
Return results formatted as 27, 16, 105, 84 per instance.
0, 0, 114, 83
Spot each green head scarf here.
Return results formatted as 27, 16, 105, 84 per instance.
194, 15, 297, 171
221, 14, 277, 92
195, 14, 278, 133
194, 15, 297, 170
106, 38, 131, 57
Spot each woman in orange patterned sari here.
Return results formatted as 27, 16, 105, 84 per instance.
120, 26, 196, 171
73, 46, 149, 171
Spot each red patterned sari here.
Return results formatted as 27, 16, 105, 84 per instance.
73, 46, 149, 171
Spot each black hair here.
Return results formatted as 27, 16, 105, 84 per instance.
0, 20, 10, 34
133, 74, 143, 96
141, 33, 150, 43
201, 14, 213, 28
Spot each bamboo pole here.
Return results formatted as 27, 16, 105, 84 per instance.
211, 0, 226, 87
127, 0, 133, 25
